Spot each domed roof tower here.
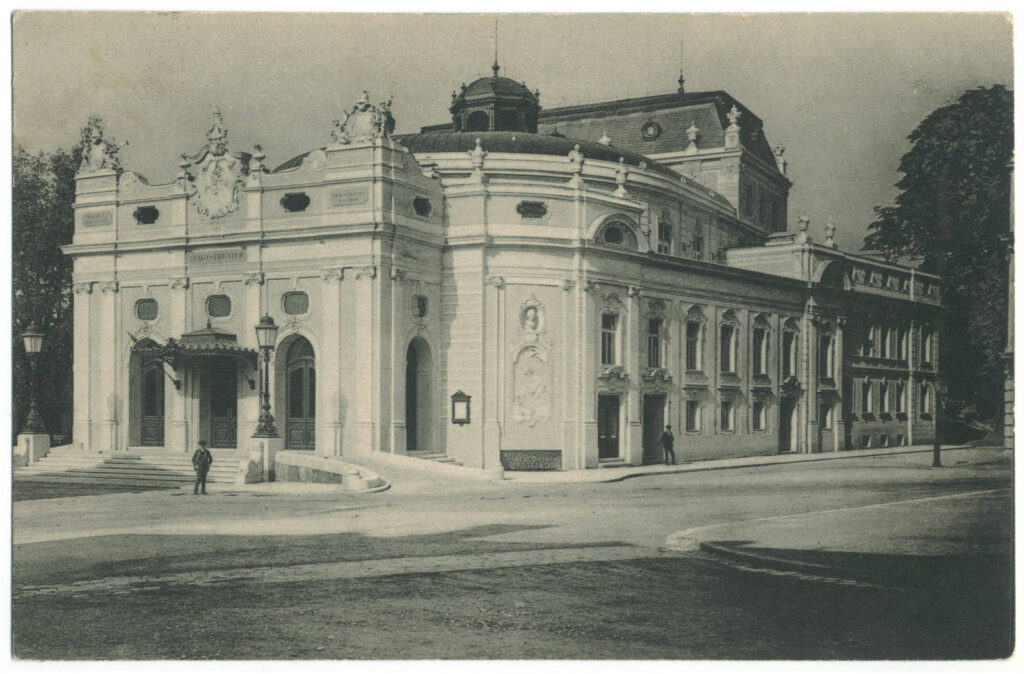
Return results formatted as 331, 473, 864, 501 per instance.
450, 62, 541, 133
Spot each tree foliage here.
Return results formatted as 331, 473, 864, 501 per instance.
864, 85, 1013, 420
11, 119, 117, 442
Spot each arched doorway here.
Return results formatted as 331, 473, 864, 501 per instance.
405, 337, 433, 452
128, 340, 165, 446
285, 337, 315, 450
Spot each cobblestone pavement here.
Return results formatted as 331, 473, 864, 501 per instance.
14, 545, 678, 600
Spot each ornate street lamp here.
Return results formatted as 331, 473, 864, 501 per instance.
253, 315, 279, 437
20, 323, 46, 435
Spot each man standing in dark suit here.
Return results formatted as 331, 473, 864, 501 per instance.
661, 425, 676, 465
192, 440, 213, 495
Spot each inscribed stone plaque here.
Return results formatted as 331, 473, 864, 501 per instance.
186, 247, 246, 266
82, 210, 113, 227
329, 187, 369, 208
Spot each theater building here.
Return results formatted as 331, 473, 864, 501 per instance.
63, 68, 941, 473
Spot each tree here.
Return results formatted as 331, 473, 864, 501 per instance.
864, 85, 1012, 423
12, 117, 123, 443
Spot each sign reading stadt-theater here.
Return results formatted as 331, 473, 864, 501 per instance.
186, 247, 246, 266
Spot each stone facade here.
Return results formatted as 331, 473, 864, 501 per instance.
64, 76, 940, 472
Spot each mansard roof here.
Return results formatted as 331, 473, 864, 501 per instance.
538, 89, 780, 169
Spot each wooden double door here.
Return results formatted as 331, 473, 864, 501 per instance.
286, 338, 316, 450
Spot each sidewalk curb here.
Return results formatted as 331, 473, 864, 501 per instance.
697, 541, 902, 588
509, 444, 978, 484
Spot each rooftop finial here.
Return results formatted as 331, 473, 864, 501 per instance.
492, 18, 500, 78
677, 40, 685, 94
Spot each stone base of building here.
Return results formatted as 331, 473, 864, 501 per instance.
13, 433, 50, 468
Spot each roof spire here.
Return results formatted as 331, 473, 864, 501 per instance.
677, 40, 685, 94
492, 19, 500, 77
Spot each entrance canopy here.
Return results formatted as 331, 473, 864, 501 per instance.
132, 323, 258, 372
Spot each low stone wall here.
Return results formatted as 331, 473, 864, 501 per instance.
273, 451, 387, 491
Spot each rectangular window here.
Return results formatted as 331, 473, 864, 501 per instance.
880, 327, 891, 359
921, 383, 931, 414
685, 400, 701, 433
896, 382, 906, 413
647, 318, 663, 368
921, 330, 933, 364
752, 401, 765, 431
819, 402, 832, 430
657, 222, 672, 254
880, 434, 889, 447
880, 382, 890, 413
685, 321, 702, 370
896, 433, 905, 446
861, 434, 872, 448
818, 334, 833, 378
601, 314, 618, 366
720, 400, 734, 432
752, 327, 767, 375
861, 381, 873, 414
897, 328, 908, 360
692, 236, 704, 260
861, 326, 874, 357
720, 325, 735, 373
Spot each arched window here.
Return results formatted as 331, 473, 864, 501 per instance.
752, 314, 770, 375
818, 329, 834, 379
719, 310, 739, 373
782, 318, 799, 378
685, 305, 705, 371
466, 110, 489, 132
597, 220, 639, 250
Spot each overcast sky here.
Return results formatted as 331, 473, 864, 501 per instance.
12, 12, 1013, 250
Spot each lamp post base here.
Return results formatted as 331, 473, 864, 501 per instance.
14, 433, 50, 467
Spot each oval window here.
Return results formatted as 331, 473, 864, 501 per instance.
135, 298, 159, 321
133, 206, 160, 225
283, 291, 309, 315
206, 294, 232, 318
413, 197, 432, 217
603, 225, 623, 245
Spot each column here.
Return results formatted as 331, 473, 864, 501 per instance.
834, 316, 845, 452
581, 280, 599, 468
72, 282, 93, 450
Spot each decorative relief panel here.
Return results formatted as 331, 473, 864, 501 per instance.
512, 346, 551, 428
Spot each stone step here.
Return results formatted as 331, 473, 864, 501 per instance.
15, 467, 236, 482
13, 474, 193, 488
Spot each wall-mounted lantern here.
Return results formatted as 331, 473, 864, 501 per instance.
451, 390, 471, 425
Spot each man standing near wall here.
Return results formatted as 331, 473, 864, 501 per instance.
661, 425, 676, 465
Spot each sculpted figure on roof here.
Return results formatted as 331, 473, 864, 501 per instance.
331, 91, 396, 145
78, 117, 119, 173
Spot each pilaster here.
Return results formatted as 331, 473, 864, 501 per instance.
319, 268, 344, 457
625, 285, 643, 465
166, 276, 190, 452
72, 282, 93, 449
483, 276, 504, 470
353, 265, 378, 454
98, 280, 120, 451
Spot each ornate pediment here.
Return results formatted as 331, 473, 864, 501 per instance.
598, 366, 628, 382
642, 367, 672, 384
182, 108, 250, 219
331, 91, 395, 145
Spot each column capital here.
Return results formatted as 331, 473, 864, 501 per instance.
354, 265, 377, 280
73, 281, 93, 295
561, 279, 576, 291
169, 276, 190, 290
243, 272, 265, 286
486, 275, 505, 288
320, 268, 344, 282
628, 285, 644, 299
99, 280, 119, 294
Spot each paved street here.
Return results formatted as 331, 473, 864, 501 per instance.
12, 446, 1013, 659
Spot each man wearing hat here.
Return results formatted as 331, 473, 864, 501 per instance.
191, 440, 214, 495
661, 425, 676, 466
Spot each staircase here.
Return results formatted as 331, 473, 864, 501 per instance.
14, 447, 242, 487
408, 451, 463, 467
